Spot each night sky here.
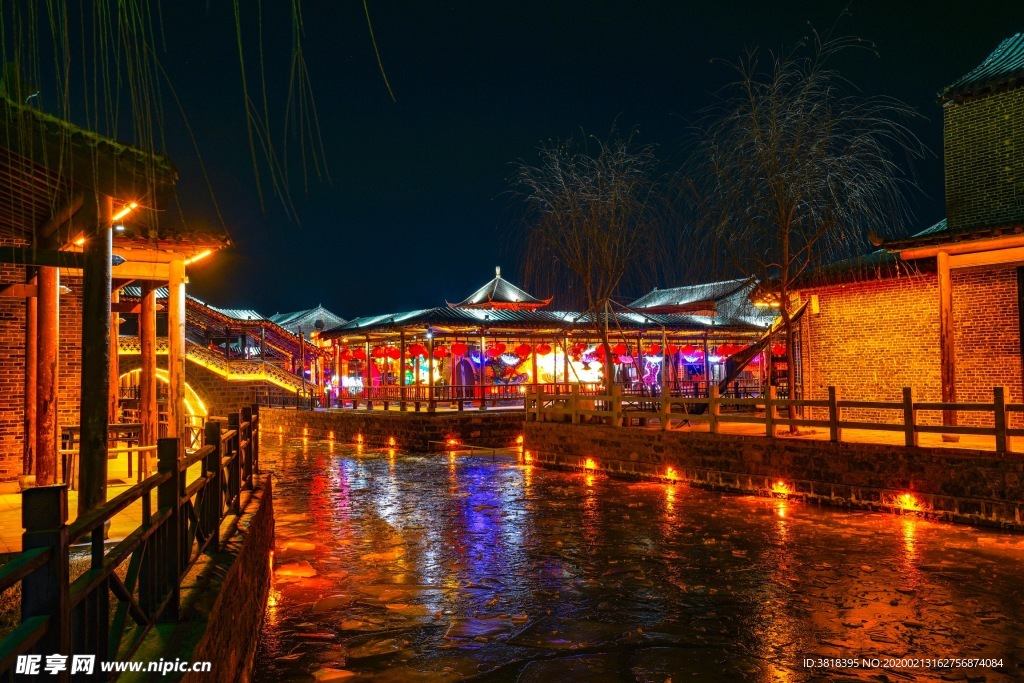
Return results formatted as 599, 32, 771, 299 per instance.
150, 1, 1021, 318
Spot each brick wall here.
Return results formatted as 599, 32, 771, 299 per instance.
944, 86, 1024, 230
260, 407, 525, 452
797, 273, 942, 423
0, 255, 28, 481
798, 265, 1022, 427
524, 422, 1024, 529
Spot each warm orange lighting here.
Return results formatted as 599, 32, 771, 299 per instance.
74, 237, 85, 246
894, 492, 926, 513
111, 202, 138, 222
516, 434, 524, 445
328, 430, 335, 440
665, 467, 679, 481
771, 480, 791, 496
524, 451, 534, 464
356, 434, 364, 443
584, 457, 596, 471
388, 436, 396, 447
185, 249, 213, 266
446, 438, 459, 447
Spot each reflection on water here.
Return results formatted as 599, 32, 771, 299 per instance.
256, 438, 1024, 682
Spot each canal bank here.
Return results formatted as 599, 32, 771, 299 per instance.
524, 422, 1024, 530
260, 407, 526, 451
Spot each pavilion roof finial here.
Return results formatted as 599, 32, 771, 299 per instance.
496, 266, 501, 278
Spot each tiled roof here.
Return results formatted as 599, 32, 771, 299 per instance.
324, 304, 768, 338
209, 306, 265, 321
449, 267, 551, 309
941, 33, 1024, 102
882, 217, 1024, 251
269, 305, 347, 335
629, 278, 752, 311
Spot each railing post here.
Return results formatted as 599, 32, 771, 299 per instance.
659, 391, 669, 431
709, 385, 720, 434
250, 403, 260, 474
571, 384, 580, 424
204, 422, 222, 553
994, 386, 1008, 453
612, 385, 623, 428
765, 386, 776, 438
142, 438, 181, 621
227, 413, 242, 514
240, 406, 253, 488
903, 387, 918, 448
21, 485, 70, 674
828, 386, 841, 443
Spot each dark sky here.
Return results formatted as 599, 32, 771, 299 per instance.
148, 1, 1022, 317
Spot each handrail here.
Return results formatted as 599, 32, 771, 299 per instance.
528, 384, 1020, 453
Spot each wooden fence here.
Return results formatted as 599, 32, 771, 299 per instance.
0, 406, 260, 681
527, 385, 1022, 453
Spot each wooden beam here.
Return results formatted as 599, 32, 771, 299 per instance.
111, 301, 164, 314
948, 245, 1024, 269
0, 247, 85, 269
900, 234, 1024, 260
0, 283, 37, 298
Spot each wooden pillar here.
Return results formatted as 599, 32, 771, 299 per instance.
140, 282, 159, 448
109, 288, 120, 422
260, 326, 267, 362
363, 338, 372, 408
702, 333, 710, 397
479, 333, 487, 410
427, 333, 436, 413
563, 336, 569, 388
23, 286, 37, 478
938, 251, 957, 434
35, 266, 60, 486
167, 257, 186, 446
78, 201, 113, 515
298, 327, 306, 394
399, 331, 407, 411
333, 343, 340, 408
531, 342, 539, 393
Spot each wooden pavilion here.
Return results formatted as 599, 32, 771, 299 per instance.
0, 96, 228, 512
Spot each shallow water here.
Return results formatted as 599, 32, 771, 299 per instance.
254, 436, 1024, 682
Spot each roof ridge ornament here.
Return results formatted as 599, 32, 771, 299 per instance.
496, 266, 501, 278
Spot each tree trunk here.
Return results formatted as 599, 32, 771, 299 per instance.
782, 301, 798, 434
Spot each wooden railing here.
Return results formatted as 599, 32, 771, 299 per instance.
527, 385, 1023, 453
0, 406, 260, 680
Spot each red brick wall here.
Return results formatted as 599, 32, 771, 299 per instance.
0, 256, 28, 481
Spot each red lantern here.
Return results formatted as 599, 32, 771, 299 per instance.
386, 346, 401, 360
433, 345, 449, 359
771, 343, 786, 357
718, 344, 734, 357
488, 342, 507, 356
451, 342, 469, 356
594, 344, 607, 358
680, 344, 698, 357
667, 344, 679, 355
612, 342, 628, 356
352, 348, 367, 361
407, 343, 427, 357
645, 344, 662, 356
571, 342, 587, 357
371, 346, 386, 359
536, 343, 552, 355
515, 343, 532, 357
339, 348, 353, 361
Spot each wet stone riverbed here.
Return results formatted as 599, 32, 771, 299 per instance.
255, 437, 1024, 682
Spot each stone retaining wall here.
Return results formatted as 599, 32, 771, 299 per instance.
261, 408, 525, 451
524, 422, 1024, 529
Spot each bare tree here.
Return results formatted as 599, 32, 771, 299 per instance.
513, 131, 658, 394
685, 33, 925, 428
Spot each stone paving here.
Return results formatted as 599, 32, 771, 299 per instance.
255, 436, 1024, 682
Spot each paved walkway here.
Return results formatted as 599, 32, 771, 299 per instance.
0, 452, 203, 554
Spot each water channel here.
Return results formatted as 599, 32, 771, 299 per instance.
255, 436, 1024, 682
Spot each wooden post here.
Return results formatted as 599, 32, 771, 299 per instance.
21, 485, 70, 662
36, 266, 59, 486
702, 333, 710, 397
828, 386, 841, 443
994, 386, 1008, 453
204, 422, 221, 553
142, 438, 181, 620
903, 387, 918, 448
332, 343, 340, 408
109, 287, 120, 423
399, 332, 407, 411
167, 257, 186, 451
23, 287, 37, 477
765, 385, 776, 438
612, 384, 623, 427
363, 338, 372, 409
140, 282, 159, 453
427, 333, 436, 413
531, 343, 539, 399
709, 385, 720, 434
298, 327, 306, 395
479, 333, 488, 411
937, 251, 958, 440
571, 383, 579, 424
260, 326, 267, 362
78, 204, 112, 515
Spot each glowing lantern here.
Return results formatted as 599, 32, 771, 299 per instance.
339, 348, 353, 361
371, 346, 387, 359
680, 344, 698, 357
718, 344, 734, 357
645, 344, 662, 356
407, 343, 428, 357
352, 348, 367, 360
536, 343, 552, 355
388, 436, 396, 447
618, 355, 634, 365
487, 342, 506, 358
386, 346, 401, 360
665, 467, 679, 481
771, 343, 786, 357
771, 480, 791, 496
515, 343, 532, 357
612, 342, 628, 355
524, 451, 534, 464
667, 344, 679, 355
594, 345, 607, 358
451, 342, 469, 356
584, 457, 596, 471
433, 345, 449, 359
571, 342, 587, 357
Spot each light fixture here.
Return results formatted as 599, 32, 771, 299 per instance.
111, 202, 138, 222
185, 249, 213, 266
114, 224, 125, 232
